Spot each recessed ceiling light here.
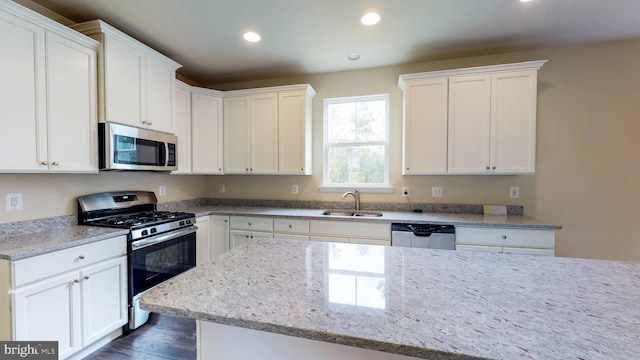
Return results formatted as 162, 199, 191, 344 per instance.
519, 0, 533, 2
243, 31, 261, 43
361, 12, 380, 26
347, 53, 361, 61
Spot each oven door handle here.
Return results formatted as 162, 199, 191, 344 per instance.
131, 225, 198, 250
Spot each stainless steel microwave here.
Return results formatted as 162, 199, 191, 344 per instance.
99, 122, 177, 171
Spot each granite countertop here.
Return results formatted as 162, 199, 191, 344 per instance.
0, 226, 129, 261
171, 205, 562, 230
141, 238, 639, 360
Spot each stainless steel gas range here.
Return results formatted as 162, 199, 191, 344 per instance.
77, 191, 196, 330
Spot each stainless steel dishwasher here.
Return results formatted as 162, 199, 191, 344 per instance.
391, 223, 455, 249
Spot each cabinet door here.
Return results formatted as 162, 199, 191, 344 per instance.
229, 230, 251, 249
224, 97, 250, 174
195, 216, 211, 265
455, 244, 502, 253
403, 77, 448, 174
46, 31, 98, 173
173, 82, 192, 174
490, 70, 538, 174
103, 35, 144, 127
448, 74, 491, 174
0, 11, 47, 171
192, 93, 224, 174
211, 216, 230, 259
80, 256, 127, 345
503, 247, 554, 256
13, 272, 82, 358
278, 90, 311, 174
145, 57, 175, 133
250, 93, 278, 174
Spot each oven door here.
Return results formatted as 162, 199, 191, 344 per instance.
129, 226, 196, 297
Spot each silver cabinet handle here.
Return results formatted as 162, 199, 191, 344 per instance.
73, 279, 80, 284
52, 161, 59, 166
288, 224, 292, 228
84, 275, 90, 280
501, 235, 507, 240
485, 166, 490, 170
41, 161, 48, 165
78, 255, 86, 260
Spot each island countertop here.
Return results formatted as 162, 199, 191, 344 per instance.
140, 238, 639, 360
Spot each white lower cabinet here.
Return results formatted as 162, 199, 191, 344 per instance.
12, 271, 82, 358
196, 215, 231, 263
309, 220, 391, 246
211, 216, 230, 259
455, 226, 555, 256
4, 236, 127, 359
229, 216, 274, 249
274, 218, 310, 241
196, 216, 211, 266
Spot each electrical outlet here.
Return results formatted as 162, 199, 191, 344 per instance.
401, 186, 409, 197
292, 185, 299, 194
159, 186, 166, 196
432, 186, 443, 198
6, 193, 23, 211
510, 186, 520, 199
219, 184, 226, 193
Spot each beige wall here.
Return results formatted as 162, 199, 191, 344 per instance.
205, 39, 640, 261
1, 35, 638, 261
0, 173, 205, 223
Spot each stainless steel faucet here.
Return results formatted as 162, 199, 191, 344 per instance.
341, 189, 360, 211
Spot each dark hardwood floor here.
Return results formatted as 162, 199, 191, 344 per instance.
83, 314, 196, 359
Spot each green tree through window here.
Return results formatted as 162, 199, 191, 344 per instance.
324, 95, 389, 187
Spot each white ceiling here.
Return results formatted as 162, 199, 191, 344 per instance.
30, 0, 640, 85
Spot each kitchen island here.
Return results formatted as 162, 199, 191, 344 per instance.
140, 238, 639, 360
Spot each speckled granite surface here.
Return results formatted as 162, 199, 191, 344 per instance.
160, 198, 525, 215
165, 205, 560, 230
0, 226, 129, 261
141, 238, 640, 360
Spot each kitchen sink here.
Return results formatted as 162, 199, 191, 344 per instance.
322, 210, 355, 216
353, 211, 383, 217
322, 210, 383, 217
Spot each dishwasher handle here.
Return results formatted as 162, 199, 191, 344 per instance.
412, 231, 433, 237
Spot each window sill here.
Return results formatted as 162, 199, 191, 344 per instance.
318, 186, 394, 194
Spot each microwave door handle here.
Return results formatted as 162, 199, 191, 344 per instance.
164, 142, 169, 166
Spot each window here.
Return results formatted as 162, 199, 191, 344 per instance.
323, 94, 389, 190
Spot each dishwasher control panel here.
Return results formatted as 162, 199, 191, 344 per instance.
391, 223, 455, 249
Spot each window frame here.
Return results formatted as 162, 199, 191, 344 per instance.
321, 94, 391, 193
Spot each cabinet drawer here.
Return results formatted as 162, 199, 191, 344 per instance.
229, 216, 273, 232
12, 235, 127, 288
309, 220, 390, 240
456, 227, 554, 249
273, 218, 309, 234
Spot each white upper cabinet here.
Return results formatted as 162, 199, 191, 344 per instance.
490, 70, 539, 174
223, 91, 279, 174
223, 96, 252, 174
278, 87, 315, 175
72, 20, 182, 134
192, 87, 224, 174
223, 84, 315, 175
173, 81, 192, 174
448, 73, 492, 174
399, 60, 546, 175
401, 77, 448, 175
0, 2, 99, 173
